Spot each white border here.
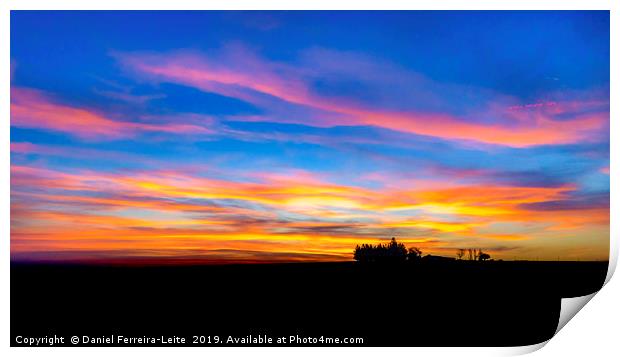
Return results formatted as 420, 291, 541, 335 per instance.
2, 1, 616, 356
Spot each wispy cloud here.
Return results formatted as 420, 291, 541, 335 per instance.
11, 87, 214, 140
117, 48, 608, 147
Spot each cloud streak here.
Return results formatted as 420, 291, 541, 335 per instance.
11, 87, 214, 140
11, 162, 609, 261
117, 48, 608, 147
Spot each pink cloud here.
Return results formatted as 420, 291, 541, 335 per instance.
11, 87, 214, 140
117, 49, 608, 147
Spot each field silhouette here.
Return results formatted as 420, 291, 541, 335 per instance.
11, 255, 607, 346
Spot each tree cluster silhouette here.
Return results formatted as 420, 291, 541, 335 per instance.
353, 238, 492, 263
456, 248, 491, 261
354, 238, 422, 263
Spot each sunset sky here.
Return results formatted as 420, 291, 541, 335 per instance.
10, 11, 610, 263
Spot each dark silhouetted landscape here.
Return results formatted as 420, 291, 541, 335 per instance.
11, 256, 608, 346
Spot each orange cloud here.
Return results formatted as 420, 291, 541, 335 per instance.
11, 162, 609, 261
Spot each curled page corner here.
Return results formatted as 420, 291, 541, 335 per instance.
514, 292, 600, 355
555, 292, 597, 335
508, 341, 548, 356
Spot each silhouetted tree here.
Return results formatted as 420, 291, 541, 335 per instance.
354, 244, 376, 263
456, 249, 465, 260
478, 251, 491, 261
407, 247, 422, 261
354, 244, 362, 261
387, 237, 407, 262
